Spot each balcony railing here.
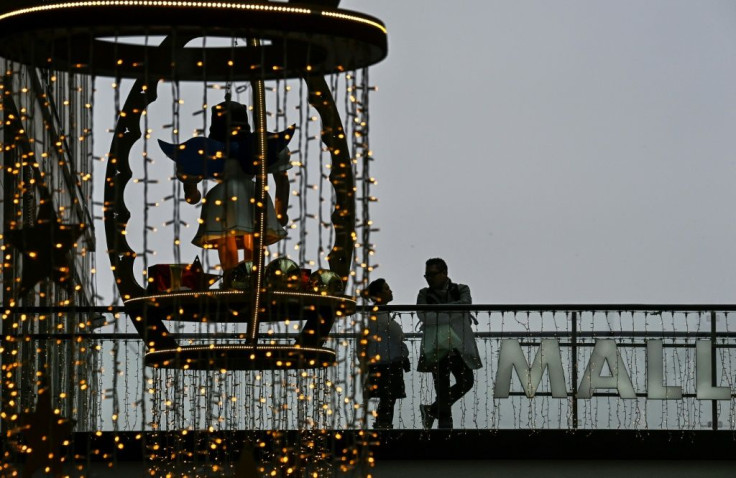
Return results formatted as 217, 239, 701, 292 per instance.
7, 304, 736, 433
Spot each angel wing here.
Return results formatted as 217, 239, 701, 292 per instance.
159, 124, 295, 177
158, 136, 227, 179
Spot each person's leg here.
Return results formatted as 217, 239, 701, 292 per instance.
240, 234, 254, 263
447, 354, 475, 406
217, 235, 239, 288
219, 234, 259, 288
218, 234, 238, 266
431, 356, 452, 428
218, 236, 240, 269
375, 396, 396, 428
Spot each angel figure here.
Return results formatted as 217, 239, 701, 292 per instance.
159, 100, 294, 287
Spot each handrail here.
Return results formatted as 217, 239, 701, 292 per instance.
378, 303, 736, 312
5, 303, 736, 313
9, 302, 736, 433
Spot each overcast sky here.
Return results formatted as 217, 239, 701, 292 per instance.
341, 0, 736, 305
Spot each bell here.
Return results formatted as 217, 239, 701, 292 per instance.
309, 269, 345, 295
264, 258, 301, 290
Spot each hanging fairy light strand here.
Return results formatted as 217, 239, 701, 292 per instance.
1, 46, 98, 473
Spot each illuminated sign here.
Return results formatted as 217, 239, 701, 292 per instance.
493, 339, 731, 400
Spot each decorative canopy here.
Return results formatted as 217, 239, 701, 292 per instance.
0, 1, 387, 80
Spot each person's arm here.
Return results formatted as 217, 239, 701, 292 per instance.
177, 173, 202, 204
452, 284, 478, 325
183, 181, 201, 204
362, 310, 378, 363
417, 288, 444, 329
269, 146, 292, 226
450, 284, 472, 305
416, 288, 427, 323
272, 170, 290, 226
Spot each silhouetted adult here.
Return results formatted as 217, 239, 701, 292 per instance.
417, 258, 482, 429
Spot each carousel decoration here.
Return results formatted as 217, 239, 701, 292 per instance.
1, 0, 389, 370
0, 0, 387, 475
92, 1, 386, 371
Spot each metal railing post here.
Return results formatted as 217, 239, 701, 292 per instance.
571, 310, 578, 429
711, 310, 718, 431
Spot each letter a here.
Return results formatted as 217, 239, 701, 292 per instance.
578, 339, 635, 399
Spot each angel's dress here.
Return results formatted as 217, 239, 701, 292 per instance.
192, 149, 292, 248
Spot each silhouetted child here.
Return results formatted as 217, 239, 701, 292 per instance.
363, 278, 410, 429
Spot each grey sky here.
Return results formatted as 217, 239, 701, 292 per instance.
351, 0, 736, 304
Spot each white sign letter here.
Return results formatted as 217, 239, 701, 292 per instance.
494, 339, 567, 398
696, 340, 731, 400
646, 340, 682, 399
578, 339, 636, 399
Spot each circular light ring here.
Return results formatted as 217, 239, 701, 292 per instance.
0, 2, 387, 79
144, 344, 336, 370
123, 289, 357, 323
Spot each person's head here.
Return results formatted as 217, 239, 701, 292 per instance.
209, 100, 250, 142
366, 278, 393, 304
424, 257, 448, 289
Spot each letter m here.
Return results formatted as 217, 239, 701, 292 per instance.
494, 339, 567, 398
